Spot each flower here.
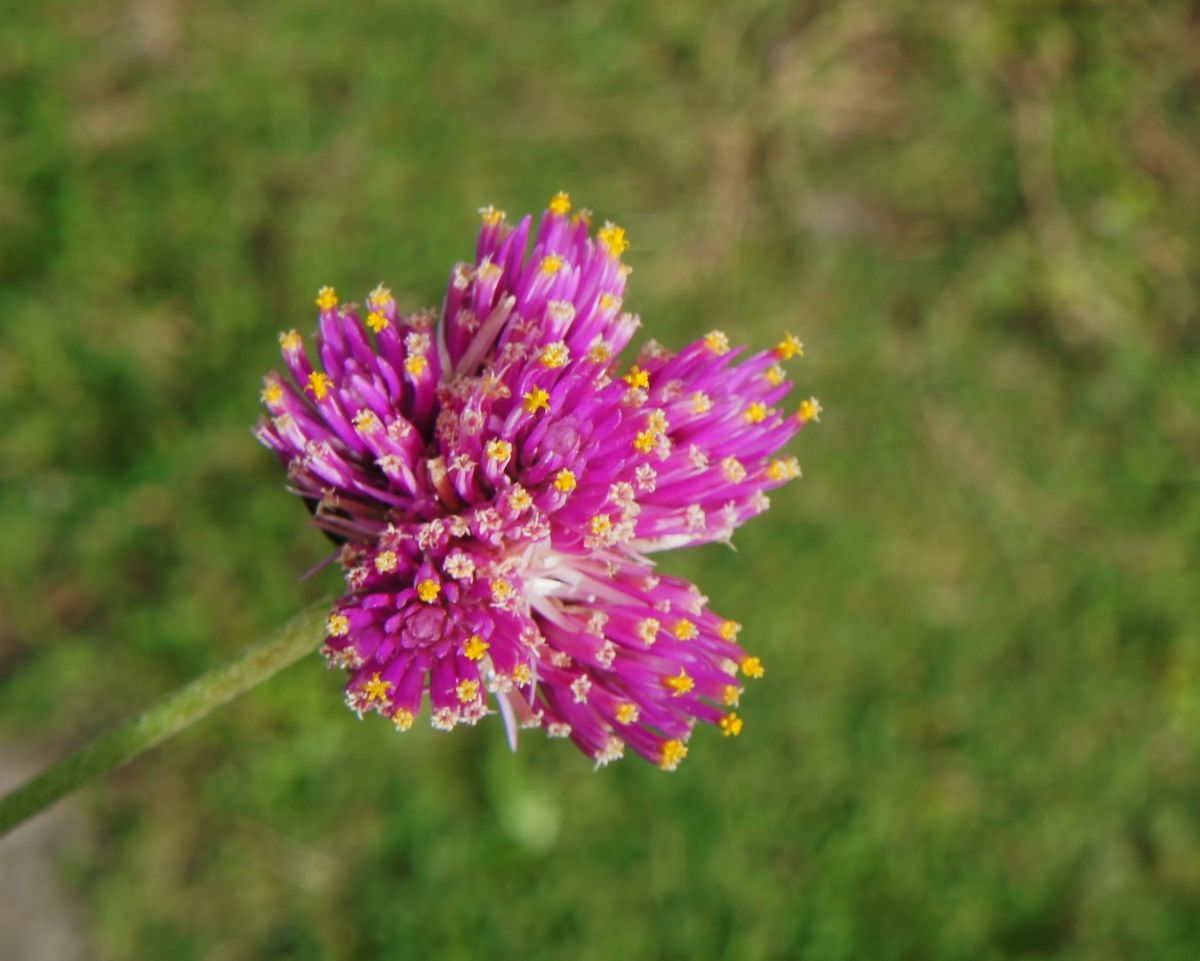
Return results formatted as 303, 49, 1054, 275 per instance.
255, 193, 817, 769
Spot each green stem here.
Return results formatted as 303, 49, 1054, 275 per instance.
0, 599, 331, 838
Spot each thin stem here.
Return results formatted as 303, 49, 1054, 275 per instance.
0, 599, 331, 838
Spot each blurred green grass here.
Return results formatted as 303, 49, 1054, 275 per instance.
2, 0, 1200, 958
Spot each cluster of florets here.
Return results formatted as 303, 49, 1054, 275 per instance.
256, 193, 819, 769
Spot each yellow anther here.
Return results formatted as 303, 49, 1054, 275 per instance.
315, 286, 338, 311
597, 222, 629, 256
662, 668, 694, 697
306, 371, 334, 400
366, 311, 389, 333
766, 457, 800, 482
691, 391, 713, 415
479, 205, 506, 226
718, 620, 742, 642
416, 579, 441, 603
598, 292, 621, 311
490, 578, 514, 603
463, 635, 490, 661
261, 380, 283, 406
279, 329, 303, 352
646, 409, 668, 433
721, 457, 747, 483
404, 355, 429, 377
553, 469, 577, 493
775, 333, 804, 360
722, 684, 742, 707
522, 387, 551, 414
704, 330, 730, 355
765, 365, 785, 386
326, 612, 350, 637
351, 410, 376, 433
797, 397, 822, 423
633, 430, 657, 453
673, 619, 698, 641
659, 739, 688, 771
588, 514, 612, 537
571, 208, 592, 227
588, 341, 612, 364
368, 284, 394, 308
720, 712, 744, 737
392, 708, 414, 731
456, 679, 480, 703
375, 550, 398, 574
362, 672, 393, 704
508, 486, 533, 512
486, 438, 513, 461
512, 662, 532, 685
548, 191, 571, 216
615, 702, 640, 725
745, 401, 768, 424
539, 342, 570, 368
623, 365, 650, 391
741, 656, 765, 679
540, 255, 566, 275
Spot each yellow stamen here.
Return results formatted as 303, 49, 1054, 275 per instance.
326, 612, 350, 637
745, 401, 768, 424
404, 355, 429, 377
704, 330, 730, 355
362, 672, 392, 704
765, 365, 785, 386
539, 342, 570, 369
662, 668, 694, 697
366, 311, 389, 333
456, 679, 480, 703
597, 222, 629, 256
261, 380, 283, 406
279, 329, 303, 353
633, 430, 657, 453
548, 191, 571, 216
368, 285, 394, 308
553, 469, 577, 493
463, 635, 490, 661
659, 739, 688, 771
722, 684, 742, 707
486, 438, 513, 461
522, 387, 551, 414
490, 578, 514, 603
588, 341, 612, 364
673, 619, 698, 641
598, 292, 621, 311
718, 620, 741, 642
375, 551, 398, 574
479, 205, 505, 226
353, 409, 380, 433
615, 702, 640, 725
623, 365, 650, 391
306, 371, 334, 400
392, 708, 414, 731
540, 255, 565, 275
691, 392, 713, 415
508, 486, 533, 512
512, 662, 532, 685
797, 397, 822, 423
588, 514, 612, 537
774, 333, 804, 360
741, 656, 765, 679
720, 712, 744, 737
315, 286, 338, 311
416, 579, 441, 603
766, 457, 800, 482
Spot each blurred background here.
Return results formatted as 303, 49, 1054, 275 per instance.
2, 1, 1199, 958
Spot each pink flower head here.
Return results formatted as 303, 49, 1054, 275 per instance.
256, 192, 817, 770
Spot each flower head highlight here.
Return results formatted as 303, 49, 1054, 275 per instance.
256, 195, 816, 769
